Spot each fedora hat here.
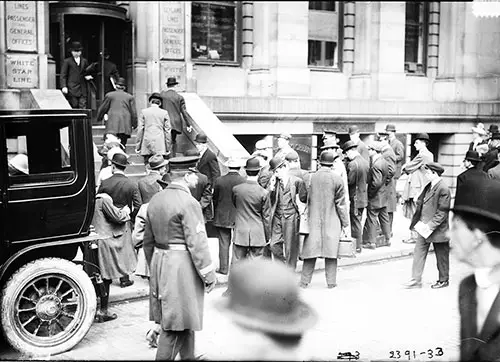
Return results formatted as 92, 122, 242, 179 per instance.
424, 162, 445, 176
148, 92, 163, 104
195, 132, 208, 144
319, 151, 335, 166
415, 133, 430, 142
320, 138, 339, 150
341, 140, 357, 153
472, 123, 487, 136
452, 178, 500, 224
216, 259, 318, 335
245, 157, 262, 171
69, 41, 83, 51
8, 154, 29, 175
464, 150, 482, 162
148, 154, 168, 170
111, 153, 129, 168
116, 77, 126, 87
385, 124, 397, 132
166, 77, 178, 87
106, 146, 126, 162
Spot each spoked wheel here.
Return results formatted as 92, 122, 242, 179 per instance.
1, 258, 96, 356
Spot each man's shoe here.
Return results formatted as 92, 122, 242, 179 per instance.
402, 238, 416, 244
216, 268, 228, 275
327, 283, 337, 289
362, 243, 376, 250
120, 280, 134, 288
402, 279, 422, 289
431, 280, 449, 289
299, 282, 308, 289
95, 311, 118, 323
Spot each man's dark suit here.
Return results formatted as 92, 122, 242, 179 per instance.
60, 56, 89, 109
137, 172, 162, 203
346, 154, 369, 250
389, 137, 405, 179
188, 169, 213, 222
459, 275, 500, 361
231, 180, 271, 263
98, 172, 142, 220
362, 155, 391, 245
488, 162, 500, 180
456, 167, 488, 199
212, 170, 246, 274
159, 89, 193, 134
483, 147, 499, 172
85, 59, 120, 95
197, 148, 221, 186
409, 179, 451, 283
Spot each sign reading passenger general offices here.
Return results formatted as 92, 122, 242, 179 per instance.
160, 1, 185, 60
5, 1, 37, 52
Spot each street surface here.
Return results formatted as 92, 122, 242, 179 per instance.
0, 254, 472, 361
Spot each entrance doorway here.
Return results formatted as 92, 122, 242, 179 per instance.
50, 3, 132, 123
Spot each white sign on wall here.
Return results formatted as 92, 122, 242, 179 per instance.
5, 1, 37, 52
160, 1, 185, 60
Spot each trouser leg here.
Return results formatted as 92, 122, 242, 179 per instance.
378, 207, 391, 242
117, 134, 129, 148
78, 96, 87, 109
68, 95, 79, 109
270, 216, 285, 263
249, 246, 265, 259
179, 330, 195, 360
216, 227, 232, 274
433, 242, 450, 282
300, 258, 317, 285
362, 207, 378, 244
350, 206, 364, 249
325, 258, 338, 286
411, 235, 431, 282
388, 212, 394, 233
156, 329, 194, 361
283, 214, 299, 270
100, 279, 112, 312
171, 130, 180, 157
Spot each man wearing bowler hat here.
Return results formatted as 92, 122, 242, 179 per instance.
223, 158, 271, 296
403, 162, 450, 289
143, 155, 216, 360
85, 48, 120, 96
60, 41, 92, 109
194, 132, 221, 186
97, 77, 138, 148
488, 144, 500, 180
321, 138, 350, 208
274, 133, 294, 160
160, 77, 194, 157
214, 259, 318, 360
138, 154, 169, 204
384, 124, 405, 180
212, 158, 246, 275
450, 178, 500, 361
401, 133, 434, 244
378, 132, 398, 234
135, 93, 171, 164
456, 151, 488, 199
182, 149, 213, 223
483, 131, 500, 172
348, 125, 370, 162
343, 140, 369, 253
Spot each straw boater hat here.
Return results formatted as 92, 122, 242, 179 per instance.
472, 123, 487, 136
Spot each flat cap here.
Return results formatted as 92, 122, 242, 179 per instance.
424, 162, 445, 176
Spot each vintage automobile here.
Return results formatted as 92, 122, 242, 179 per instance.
0, 109, 99, 356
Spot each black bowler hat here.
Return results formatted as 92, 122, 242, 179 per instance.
424, 162, 445, 176
244, 157, 262, 171
320, 138, 339, 150
319, 151, 335, 166
385, 124, 397, 132
166, 77, 179, 87
452, 178, 500, 224
415, 133, 430, 142
269, 156, 286, 172
489, 124, 499, 134
148, 92, 163, 104
195, 132, 208, 144
464, 150, 482, 162
111, 153, 129, 168
341, 140, 357, 153
69, 41, 83, 51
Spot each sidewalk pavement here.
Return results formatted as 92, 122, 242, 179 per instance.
99, 209, 425, 305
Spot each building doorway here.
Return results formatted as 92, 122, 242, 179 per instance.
50, 2, 132, 123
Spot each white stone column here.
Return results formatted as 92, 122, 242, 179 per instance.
37, 1, 48, 89
0, 1, 6, 89
130, 1, 148, 110
147, 1, 161, 94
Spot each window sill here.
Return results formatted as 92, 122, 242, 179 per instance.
193, 60, 241, 67
405, 72, 427, 77
309, 66, 342, 73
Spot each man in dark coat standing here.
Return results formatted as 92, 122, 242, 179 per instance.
143, 156, 216, 360
97, 153, 142, 288
267, 156, 307, 269
403, 162, 450, 289
343, 140, 369, 253
483, 131, 500, 172
362, 142, 391, 249
451, 177, 500, 361
223, 158, 271, 296
97, 77, 138, 147
160, 77, 194, 157
385, 124, 405, 180
60, 41, 91, 109
194, 132, 221, 186
379, 135, 397, 234
137, 154, 168, 203
184, 149, 214, 223
456, 151, 488, 198
212, 159, 245, 275
85, 48, 120, 96
286, 150, 308, 181
348, 125, 370, 162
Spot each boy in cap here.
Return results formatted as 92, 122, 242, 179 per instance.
348, 125, 370, 162
451, 177, 500, 361
403, 162, 450, 289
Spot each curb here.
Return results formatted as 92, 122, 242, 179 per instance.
109, 246, 425, 306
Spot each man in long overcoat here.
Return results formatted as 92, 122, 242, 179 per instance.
456, 151, 488, 198
386, 124, 405, 181
450, 177, 500, 361
143, 156, 216, 360
362, 142, 391, 249
85, 48, 120, 96
401, 133, 434, 243
135, 93, 171, 164
299, 151, 349, 289
97, 77, 138, 147
160, 77, 194, 156
379, 136, 397, 234
343, 140, 369, 253
483, 132, 500, 172
348, 125, 370, 162
60, 41, 91, 109
403, 162, 450, 289
194, 132, 221, 186
267, 156, 307, 269
212, 159, 246, 275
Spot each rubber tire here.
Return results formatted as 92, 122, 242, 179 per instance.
1, 257, 97, 356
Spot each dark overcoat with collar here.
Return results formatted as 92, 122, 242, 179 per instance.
159, 89, 193, 133
409, 179, 451, 243
389, 137, 405, 179
97, 89, 138, 136
459, 274, 500, 361
187, 169, 213, 222
197, 148, 221, 186
367, 155, 389, 209
60, 56, 89, 97
212, 171, 246, 228
456, 167, 488, 199
267, 175, 307, 221
97, 173, 142, 219
137, 172, 163, 203
346, 154, 369, 210
488, 162, 500, 180
381, 145, 397, 212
